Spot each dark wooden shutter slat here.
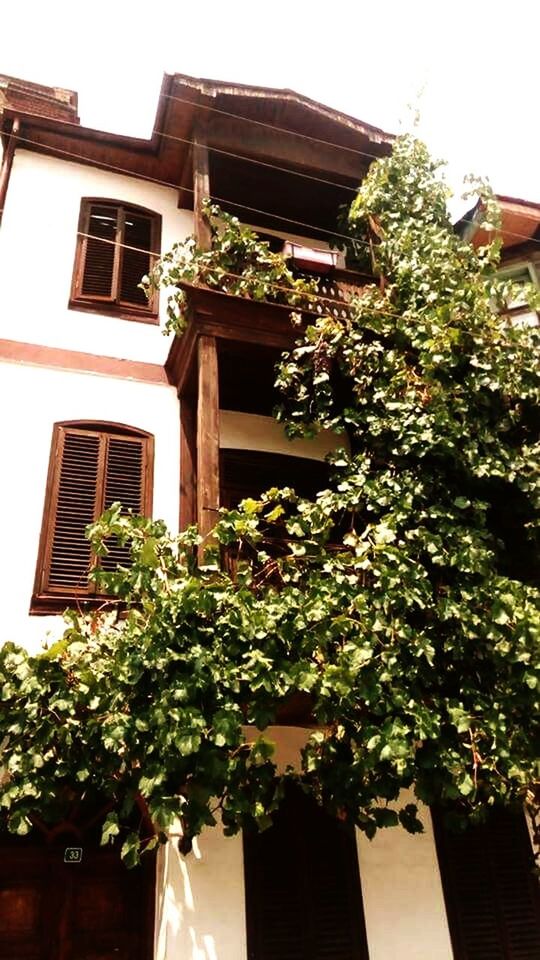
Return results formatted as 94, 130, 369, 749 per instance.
119, 213, 153, 307
434, 808, 540, 960
80, 205, 118, 299
47, 431, 101, 591
0, 843, 155, 960
103, 438, 144, 512
244, 789, 369, 960
73, 201, 159, 313
100, 436, 145, 572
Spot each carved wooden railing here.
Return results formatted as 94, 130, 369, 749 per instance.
306, 268, 373, 321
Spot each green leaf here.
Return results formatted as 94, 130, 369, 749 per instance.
101, 812, 120, 846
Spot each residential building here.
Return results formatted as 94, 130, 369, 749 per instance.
0, 72, 538, 960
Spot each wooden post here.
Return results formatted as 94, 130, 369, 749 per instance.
0, 117, 20, 225
179, 395, 197, 530
193, 124, 212, 252
196, 335, 220, 543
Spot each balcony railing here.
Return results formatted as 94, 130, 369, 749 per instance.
310, 267, 373, 320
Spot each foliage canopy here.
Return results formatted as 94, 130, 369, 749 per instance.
1, 136, 539, 864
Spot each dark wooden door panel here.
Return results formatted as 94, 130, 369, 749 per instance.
0, 843, 154, 960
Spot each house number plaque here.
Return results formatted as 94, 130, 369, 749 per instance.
63, 847, 83, 863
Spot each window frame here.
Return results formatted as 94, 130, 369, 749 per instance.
69, 198, 162, 324
31, 420, 154, 614
497, 259, 540, 327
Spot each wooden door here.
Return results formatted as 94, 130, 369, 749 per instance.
0, 841, 155, 960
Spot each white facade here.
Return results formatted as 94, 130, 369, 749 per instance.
0, 359, 180, 652
2, 109, 534, 960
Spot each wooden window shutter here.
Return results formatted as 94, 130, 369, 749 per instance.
99, 435, 148, 573
119, 210, 155, 307
433, 807, 540, 959
34, 423, 153, 605
79, 204, 119, 301
72, 200, 160, 318
243, 788, 370, 960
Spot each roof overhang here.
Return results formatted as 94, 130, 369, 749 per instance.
1, 72, 394, 195
459, 194, 540, 251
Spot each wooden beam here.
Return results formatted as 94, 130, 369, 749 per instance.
179, 394, 197, 530
207, 115, 370, 183
196, 335, 220, 542
193, 125, 212, 250
177, 143, 194, 210
0, 337, 169, 384
0, 117, 20, 224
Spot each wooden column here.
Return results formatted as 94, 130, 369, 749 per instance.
0, 117, 20, 225
193, 124, 212, 251
179, 395, 197, 530
196, 335, 220, 542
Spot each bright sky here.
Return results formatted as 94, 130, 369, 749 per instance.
2, 0, 538, 218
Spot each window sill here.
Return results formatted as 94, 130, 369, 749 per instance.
68, 299, 160, 326
30, 593, 121, 616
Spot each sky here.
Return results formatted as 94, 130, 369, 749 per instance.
1, 0, 538, 218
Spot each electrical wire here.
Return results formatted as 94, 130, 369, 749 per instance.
152, 127, 359, 195
157, 87, 391, 164
2, 79, 538, 246
75, 230, 539, 337
76, 230, 365, 312
7, 131, 540, 253
2, 131, 371, 247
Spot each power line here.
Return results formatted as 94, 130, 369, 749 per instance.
7, 131, 540, 252
3, 80, 539, 246
152, 127, 359, 195
159, 86, 390, 164
3, 131, 368, 247
76, 230, 365, 313
0, 77, 389, 164
75, 230, 538, 337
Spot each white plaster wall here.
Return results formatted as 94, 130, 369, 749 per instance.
0, 360, 180, 652
155, 827, 247, 960
0, 150, 193, 363
357, 793, 453, 960
154, 728, 454, 960
220, 410, 348, 461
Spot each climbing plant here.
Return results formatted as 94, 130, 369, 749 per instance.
1, 136, 539, 865
144, 201, 319, 334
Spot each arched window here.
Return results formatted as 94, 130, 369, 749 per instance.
32, 422, 153, 611
70, 199, 161, 322
243, 788, 370, 960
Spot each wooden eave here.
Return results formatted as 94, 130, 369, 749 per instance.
171, 73, 394, 147
1, 107, 173, 184
2, 71, 394, 199
0, 75, 187, 188
173, 74, 394, 203
459, 194, 540, 252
